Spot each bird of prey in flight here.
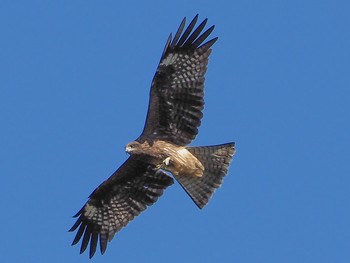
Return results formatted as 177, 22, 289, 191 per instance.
70, 15, 235, 258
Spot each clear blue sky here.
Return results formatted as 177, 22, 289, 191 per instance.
1, 1, 349, 262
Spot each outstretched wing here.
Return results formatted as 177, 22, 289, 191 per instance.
69, 157, 174, 258
138, 15, 218, 146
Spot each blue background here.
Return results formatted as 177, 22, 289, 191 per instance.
1, 1, 349, 262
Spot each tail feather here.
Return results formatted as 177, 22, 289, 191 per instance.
174, 142, 235, 208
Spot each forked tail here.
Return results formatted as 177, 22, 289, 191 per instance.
173, 142, 235, 208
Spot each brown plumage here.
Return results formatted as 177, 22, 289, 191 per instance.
70, 15, 235, 258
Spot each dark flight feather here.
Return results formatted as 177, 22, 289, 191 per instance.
69, 157, 173, 258
70, 16, 228, 258
139, 15, 217, 145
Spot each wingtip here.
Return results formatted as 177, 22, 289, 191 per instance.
71, 238, 79, 246
100, 245, 107, 256
160, 33, 173, 61
80, 245, 87, 255
211, 36, 219, 44
89, 250, 96, 259
72, 206, 84, 218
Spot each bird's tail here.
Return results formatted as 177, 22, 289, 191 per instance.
173, 142, 235, 209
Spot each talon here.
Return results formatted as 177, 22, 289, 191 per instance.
163, 157, 171, 166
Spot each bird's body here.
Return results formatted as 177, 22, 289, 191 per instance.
126, 140, 205, 177
70, 15, 236, 258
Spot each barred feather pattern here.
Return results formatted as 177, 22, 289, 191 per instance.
139, 15, 218, 146
175, 143, 235, 208
69, 157, 174, 258
69, 15, 227, 259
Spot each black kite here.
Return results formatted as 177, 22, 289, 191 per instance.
70, 15, 235, 258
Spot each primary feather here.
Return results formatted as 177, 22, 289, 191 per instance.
139, 15, 218, 145
69, 16, 234, 259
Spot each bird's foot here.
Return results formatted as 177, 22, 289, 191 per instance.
163, 157, 171, 166
155, 157, 171, 170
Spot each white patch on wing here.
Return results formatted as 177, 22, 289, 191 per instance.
84, 203, 97, 218
161, 53, 178, 66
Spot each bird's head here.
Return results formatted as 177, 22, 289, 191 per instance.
125, 141, 141, 155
